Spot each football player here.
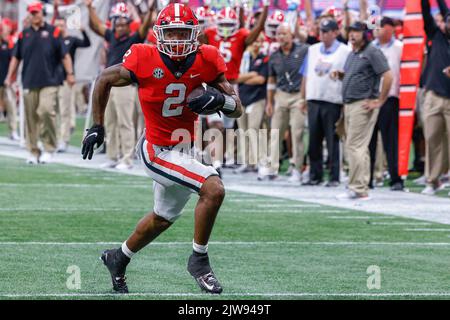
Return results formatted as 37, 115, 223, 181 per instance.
261, 9, 284, 56
82, 3, 243, 294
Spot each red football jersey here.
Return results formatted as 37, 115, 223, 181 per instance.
204, 27, 250, 81
261, 33, 280, 56
146, 29, 157, 44
122, 44, 227, 147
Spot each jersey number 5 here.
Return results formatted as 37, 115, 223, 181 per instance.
219, 41, 232, 63
162, 83, 186, 117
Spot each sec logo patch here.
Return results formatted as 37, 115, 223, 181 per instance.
153, 68, 164, 79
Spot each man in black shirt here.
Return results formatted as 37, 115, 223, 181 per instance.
54, 17, 91, 152
85, 0, 154, 170
4, 1, 75, 164
420, 0, 450, 196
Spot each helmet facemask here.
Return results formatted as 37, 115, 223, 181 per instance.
154, 24, 200, 59
265, 22, 279, 39
217, 20, 238, 38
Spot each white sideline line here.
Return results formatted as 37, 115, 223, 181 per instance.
0, 183, 149, 188
370, 222, 432, 226
404, 228, 450, 232
2, 292, 450, 298
227, 199, 286, 202
328, 216, 395, 219
257, 204, 321, 208
0, 208, 334, 214
0, 208, 147, 212
1, 241, 450, 246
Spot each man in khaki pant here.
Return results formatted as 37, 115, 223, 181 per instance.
422, 90, 450, 193
104, 85, 137, 168
265, 23, 308, 181
332, 22, 392, 200
0, 86, 18, 140
4, 2, 74, 164
235, 33, 268, 172
419, 2, 450, 195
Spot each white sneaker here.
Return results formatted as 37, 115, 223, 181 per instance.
115, 163, 133, 170
39, 152, 54, 164
301, 169, 310, 182
285, 163, 295, 176
288, 168, 302, 183
413, 175, 427, 186
9, 132, 20, 141
233, 165, 256, 174
100, 160, 119, 168
56, 142, 68, 153
336, 190, 371, 201
257, 166, 277, 181
26, 154, 38, 164
421, 184, 444, 195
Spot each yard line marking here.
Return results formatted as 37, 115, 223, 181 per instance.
370, 222, 432, 226
257, 204, 321, 208
1, 241, 450, 246
404, 228, 450, 232
0, 183, 149, 188
0, 208, 148, 212
2, 292, 450, 298
328, 216, 396, 219
227, 199, 286, 202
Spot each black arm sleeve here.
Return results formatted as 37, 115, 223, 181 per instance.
437, 0, 449, 16
75, 30, 91, 48
421, 0, 438, 38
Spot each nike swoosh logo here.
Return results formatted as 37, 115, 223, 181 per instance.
202, 96, 215, 111
200, 279, 214, 291
190, 74, 200, 78
86, 132, 98, 139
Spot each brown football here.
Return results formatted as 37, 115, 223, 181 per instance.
186, 84, 218, 115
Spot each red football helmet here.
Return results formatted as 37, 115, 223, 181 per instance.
265, 10, 285, 39
321, 6, 344, 26
195, 7, 208, 29
153, 3, 201, 59
110, 2, 131, 21
216, 7, 239, 38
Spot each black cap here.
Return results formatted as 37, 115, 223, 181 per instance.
380, 16, 395, 27
348, 21, 367, 32
320, 19, 339, 32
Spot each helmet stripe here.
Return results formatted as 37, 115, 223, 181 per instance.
174, 3, 180, 21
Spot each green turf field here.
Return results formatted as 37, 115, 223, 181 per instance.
1, 156, 450, 300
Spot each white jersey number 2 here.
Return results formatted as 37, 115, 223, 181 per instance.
162, 83, 186, 117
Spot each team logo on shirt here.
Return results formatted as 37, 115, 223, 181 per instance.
153, 68, 165, 79
41, 30, 49, 38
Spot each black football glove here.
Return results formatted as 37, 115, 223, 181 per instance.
187, 85, 225, 115
81, 124, 105, 160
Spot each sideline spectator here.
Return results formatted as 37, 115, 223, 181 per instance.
265, 23, 308, 182
369, 16, 404, 191
235, 32, 269, 173
332, 22, 393, 200
54, 13, 91, 152
85, 0, 153, 170
4, 1, 75, 164
420, 0, 450, 195
300, 18, 350, 186
0, 17, 18, 141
